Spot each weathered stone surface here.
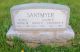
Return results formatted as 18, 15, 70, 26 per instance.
7, 25, 74, 44
6, 3, 75, 45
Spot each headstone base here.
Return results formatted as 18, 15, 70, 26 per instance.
7, 25, 74, 44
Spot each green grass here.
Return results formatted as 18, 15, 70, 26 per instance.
0, 0, 80, 52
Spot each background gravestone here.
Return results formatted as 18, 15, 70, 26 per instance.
7, 3, 75, 44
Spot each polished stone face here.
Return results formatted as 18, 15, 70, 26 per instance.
13, 9, 67, 30
11, 3, 70, 30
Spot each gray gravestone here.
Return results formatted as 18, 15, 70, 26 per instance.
7, 3, 75, 44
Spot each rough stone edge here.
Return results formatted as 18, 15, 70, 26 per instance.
6, 26, 75, 42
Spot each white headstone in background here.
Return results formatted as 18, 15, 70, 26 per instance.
7, 3, 74, 44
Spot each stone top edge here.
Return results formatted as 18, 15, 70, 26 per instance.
10, 3, 70, 11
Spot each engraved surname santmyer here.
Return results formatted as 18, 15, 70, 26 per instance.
26, 13, 54, 17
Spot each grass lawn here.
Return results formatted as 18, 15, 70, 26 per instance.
0, 0, 80, 52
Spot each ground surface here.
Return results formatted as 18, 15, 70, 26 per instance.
0, 0, 80, 52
